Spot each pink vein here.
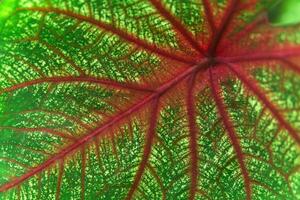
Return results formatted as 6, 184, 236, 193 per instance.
208, 0, 238, 55
202, 0, 216, 33
81, 148, 86, 200
186, 73, 199, 200
0, 76, 154, 94
147, 164, 166, 200
0, 60, 209, 192
149, 0, 206, 55
221, 53, 300, 76
16, 7, 197, 65
55, 160, 64, 200
226, 63, 300, 144
125, 98, 159, 200
222, 12, 268, 50
209, 69, 251, 200
279, 59, 300, 75
220, 47, 300, 63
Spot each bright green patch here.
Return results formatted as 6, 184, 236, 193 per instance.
0, 0, 18, 21
269, 0, 300, 26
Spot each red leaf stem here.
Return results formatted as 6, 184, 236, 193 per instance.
209, 68, 251, 200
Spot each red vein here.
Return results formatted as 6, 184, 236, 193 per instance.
226, 63, 300, 144
81, 147, 86, 200
11, 54, 45, 77
37, 174, 42, 200
0, 126, 75, 140
186, 73, 199, 200
202, 0, 216, 33
111, 133, 120, 162
220, 47, 300, 63
147, 164, 166, 200
16, 7, 197, 65
222, 12, 267, 51
0, 76, 154, 95
93, 137, 106, 174
55, 159, 64, 200
279, 59, 300, 75
0, 60, 209, 193
208, 0, 238, 55
235, 56, 300, 76
209, 69, 251, 200
149, 0, 206, 55
17, 186, 21, 200
125, 98, 159, 200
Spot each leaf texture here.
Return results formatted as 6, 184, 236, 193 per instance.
0, 0, 299, 199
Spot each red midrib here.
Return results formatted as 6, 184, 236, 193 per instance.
0, 60, 209, 192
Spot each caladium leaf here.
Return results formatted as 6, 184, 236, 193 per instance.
0, 0, 299, 199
